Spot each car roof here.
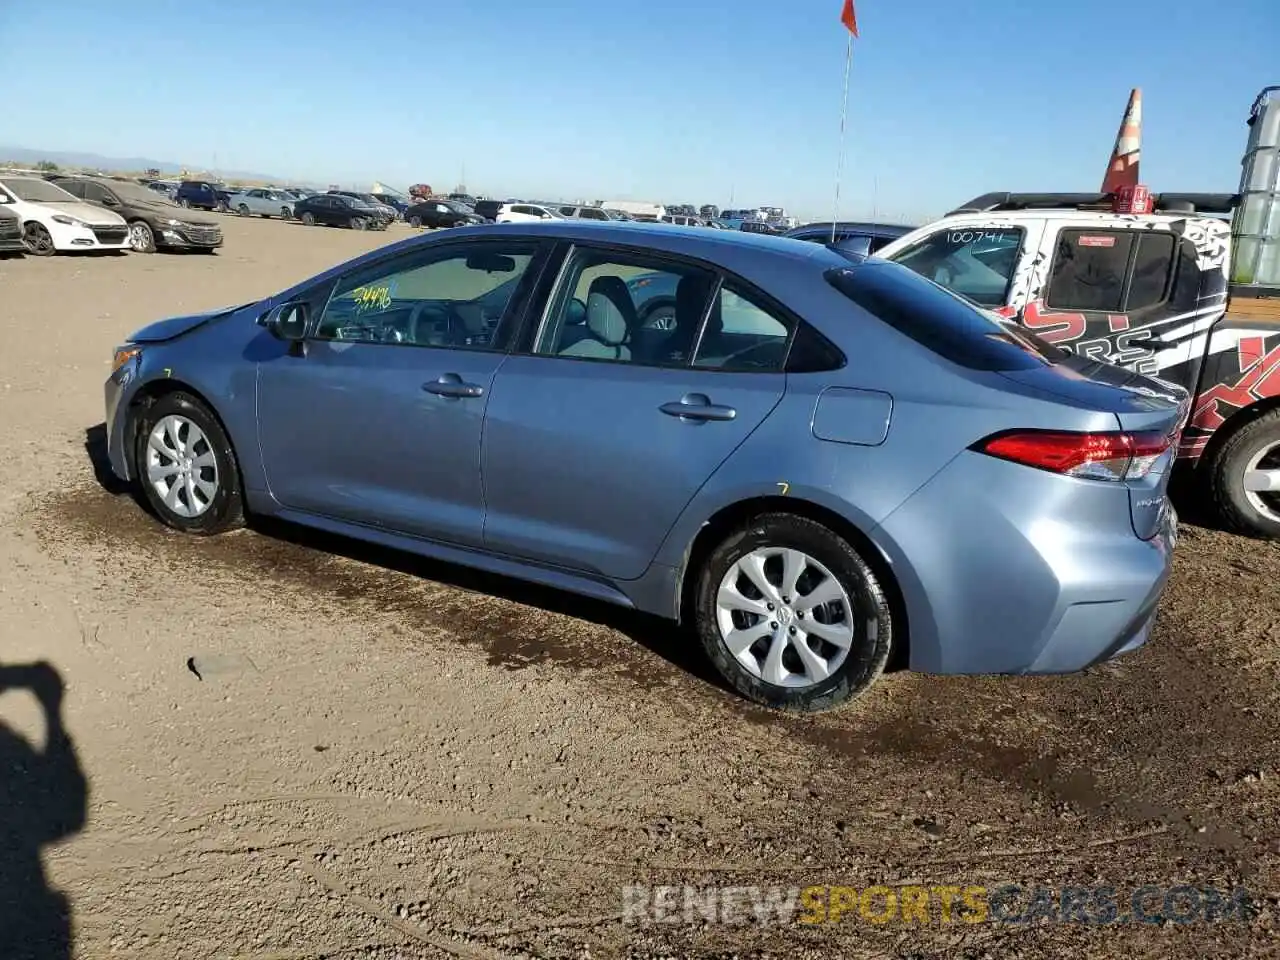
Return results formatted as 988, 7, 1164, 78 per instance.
421, 219, 856, 269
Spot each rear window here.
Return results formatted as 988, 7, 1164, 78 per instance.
826, 261, 1063, 372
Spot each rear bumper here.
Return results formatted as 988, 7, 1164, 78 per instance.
875, 452, 1177, 677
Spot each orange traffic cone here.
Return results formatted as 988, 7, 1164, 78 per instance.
1101, 88, 1142, 193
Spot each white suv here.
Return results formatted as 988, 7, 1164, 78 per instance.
0, 176, 130, 255
496, 203, 564, 224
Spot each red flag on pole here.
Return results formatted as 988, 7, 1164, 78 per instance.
840, 0, 858, 36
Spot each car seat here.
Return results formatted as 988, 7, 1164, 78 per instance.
560, 276, 638, 360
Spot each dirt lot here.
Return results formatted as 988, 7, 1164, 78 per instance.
1, 216, 1277, 959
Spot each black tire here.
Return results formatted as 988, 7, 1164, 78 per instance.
1207, 408, 1280, 539
179, 198, 191, 208
237, 203, 250, 217
695, 513, 893, 711
408, 215, 422, 228
300, 212, 316, 226
132, 391, 245, 536
280, 207, 291, 220
128, 220, 156, 254
22, 222, 55, 256
350, 216, 367, 231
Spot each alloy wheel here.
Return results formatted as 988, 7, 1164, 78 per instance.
22, 223, 54, 256
715, 547, 859, 688
146, 415, 219, 519
1243, 439, 1280, 524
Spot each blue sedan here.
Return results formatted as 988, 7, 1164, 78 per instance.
104, 221, 1184, 710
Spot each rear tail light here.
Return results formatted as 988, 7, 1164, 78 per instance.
975, 429, 1173, 481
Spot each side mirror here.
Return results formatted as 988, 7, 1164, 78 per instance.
101, 195, 119, 206
566, 298, 588, 326
259, 301, 309, 341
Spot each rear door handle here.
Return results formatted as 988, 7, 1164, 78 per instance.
660, 393, 737, 422
423, 373, 485, 398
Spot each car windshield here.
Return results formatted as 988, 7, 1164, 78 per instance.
1, 178, 78, 203
104, 180, 180, 206
443, 201, 473, 213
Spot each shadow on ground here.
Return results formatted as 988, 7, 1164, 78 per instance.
0, 661, 87, 960
81, 423, 728, 695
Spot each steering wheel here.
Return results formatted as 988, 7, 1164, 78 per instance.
404, 302, 457, 346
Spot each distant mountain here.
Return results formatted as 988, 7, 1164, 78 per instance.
0, 145, 283, 183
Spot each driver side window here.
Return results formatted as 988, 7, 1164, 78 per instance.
314, 242, 538, 350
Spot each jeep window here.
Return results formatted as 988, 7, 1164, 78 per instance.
1124, 232, 1177, 311
888, 227, 1025, 308
1046, 230, 1134, 312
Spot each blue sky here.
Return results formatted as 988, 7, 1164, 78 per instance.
1, 0, 1275, 222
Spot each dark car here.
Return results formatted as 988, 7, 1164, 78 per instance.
52, 176, 222, 253
175, 180, 233, 212
0, 206, 23, 256
327, 191, 398, 222
739, 219, 783, 236
404, 199, 484, 229
293, 194, 389, 231
472, 199, 503, 223
784, 221, 916, 258
371, 193, 410, 216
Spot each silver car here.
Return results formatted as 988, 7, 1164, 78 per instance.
227, 188, 295, 220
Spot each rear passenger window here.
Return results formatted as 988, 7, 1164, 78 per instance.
535, 249, 715, 367
1046, 230, 1134, 312
692, 286, 791, 372
1125, 232, 1177, 310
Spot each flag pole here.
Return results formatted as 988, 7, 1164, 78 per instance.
831, 30, 853, 244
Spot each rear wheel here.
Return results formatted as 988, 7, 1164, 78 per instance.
1207, 409, 1280, 539
695, 513, 893, 711
408, 215, 422, 228
300, 212, 315, 226
132, 392, 244, 535
128, 220, 156, 253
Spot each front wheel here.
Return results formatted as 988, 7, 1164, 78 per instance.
280, 207, 291, 220
300, 212, 316, 226
22, 222, 55, 256
350, 217, 367, 231
408, 215, 422, 228
237, 204, 250, 217
128, 220, 156, 253
1207, 409, 1280, 539
133, 392, 244, 535
695, 513, 893, 711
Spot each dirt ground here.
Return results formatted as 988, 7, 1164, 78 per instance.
0, 216, 1277, 960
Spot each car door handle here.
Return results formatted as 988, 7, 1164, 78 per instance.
660, 394, 737, 422
423, 374, 484, 398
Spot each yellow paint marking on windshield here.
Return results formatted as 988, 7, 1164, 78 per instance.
351, 285, 392, 312
777, 481, 790, 496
